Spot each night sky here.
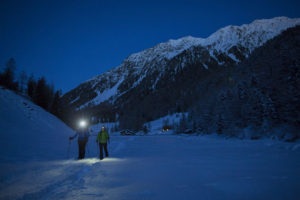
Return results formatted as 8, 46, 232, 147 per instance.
1, 0, 299, 93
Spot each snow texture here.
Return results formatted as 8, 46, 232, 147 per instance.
0, 87, 74, 162
1, 91, 299, 199
77, 77, 124, 110
1, 134, 300, 200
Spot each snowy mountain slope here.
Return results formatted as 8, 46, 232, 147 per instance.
124, 17, 300, 65
61, 17, 300, 127
63, 17, 299, 108
201, 17, 300, 53
0, 87, 74, 162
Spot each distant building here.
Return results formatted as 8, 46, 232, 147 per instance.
162, 125, 172, 132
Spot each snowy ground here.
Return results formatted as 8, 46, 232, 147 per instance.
0, 88, 73, 162
1, 135, 300, 200
1, 88, 300, 200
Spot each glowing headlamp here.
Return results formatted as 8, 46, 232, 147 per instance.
79, 120, 87, 128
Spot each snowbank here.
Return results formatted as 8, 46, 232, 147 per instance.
0, 88, 75, 162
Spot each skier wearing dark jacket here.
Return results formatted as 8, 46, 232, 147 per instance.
97, 126, 110, 160
69, 127, 90, 159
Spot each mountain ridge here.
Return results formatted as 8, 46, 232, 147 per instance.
86, 17, 300, 84
61, 17, 300, 128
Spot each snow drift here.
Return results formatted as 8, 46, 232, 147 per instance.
0, 87, 74, 162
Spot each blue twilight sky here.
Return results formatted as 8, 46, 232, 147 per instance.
0, 0, 299, 93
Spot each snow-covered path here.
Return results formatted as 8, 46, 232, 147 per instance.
1, 135, 300, 200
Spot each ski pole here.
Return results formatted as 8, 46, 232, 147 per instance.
109, 141, 112, 155
86, 142, 90, 157
67, 140, 71, 159
97, 142, 100, 158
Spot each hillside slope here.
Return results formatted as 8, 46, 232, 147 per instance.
0, 87, 74, 162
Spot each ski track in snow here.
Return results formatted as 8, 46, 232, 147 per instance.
1, 135, 300, 200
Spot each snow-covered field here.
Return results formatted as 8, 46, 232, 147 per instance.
1, 135, 300, 200
1, 88, 300, 200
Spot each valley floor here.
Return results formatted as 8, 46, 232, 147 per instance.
1, 135, 300, 200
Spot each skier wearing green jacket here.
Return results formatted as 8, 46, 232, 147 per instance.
97, 126, 110, 160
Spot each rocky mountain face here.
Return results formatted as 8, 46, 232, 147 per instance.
61, 17, 300, 129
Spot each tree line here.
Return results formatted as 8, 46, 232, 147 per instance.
0, 58, 62, 117
179, 26, 300, 141
119, 26, 299, 141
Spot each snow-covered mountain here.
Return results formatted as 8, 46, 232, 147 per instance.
0, 87, 74, 162
61, 17, 300, 126
123, 16, 299, 66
